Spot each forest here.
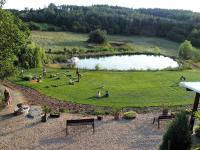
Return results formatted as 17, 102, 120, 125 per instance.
9, 4, 200, 47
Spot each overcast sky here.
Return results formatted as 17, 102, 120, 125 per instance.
3, 0, 200, 12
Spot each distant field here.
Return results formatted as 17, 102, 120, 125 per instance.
10, 68, 199, 108
31, 31, 180, 57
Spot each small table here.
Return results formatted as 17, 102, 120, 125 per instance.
180, 82, 200, 130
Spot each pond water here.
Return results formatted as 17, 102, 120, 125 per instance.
75, 54, 179, 70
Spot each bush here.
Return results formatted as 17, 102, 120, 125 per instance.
195, 126, 200, 137
123, 111, 137, 120
92, 109, 106, 115
95, 64, 100, 70
49, 74, 56, 78
27, 21, 41, 30
47, 27, 56, 31
88, 29, 107, 44
21, 74, 32, 81
159, 111, 191, 150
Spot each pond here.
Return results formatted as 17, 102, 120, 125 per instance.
74, 54, 179, 70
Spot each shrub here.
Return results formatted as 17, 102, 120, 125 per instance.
27, 21, 41, 30
123, 111, 137, 120
195, 111, 200, 120
87, 29, 107, 44
21, 74, 32, 81
49, 74, 56, 78
185, 109, 192, 114
47, 27, 56, 31
69, 79, 74, 85
92, 109, 106, 115
42, 106, 52, 118
95, 64, 100, 70
159, 111, 191, 150
195, 126, 200, 137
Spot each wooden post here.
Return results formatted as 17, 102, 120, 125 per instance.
190, 92, 200, 130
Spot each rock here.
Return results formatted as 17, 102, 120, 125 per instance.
27, 105, 42, 119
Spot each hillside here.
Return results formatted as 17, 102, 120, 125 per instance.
31, 31, 180, 56
9, 5, 200, 47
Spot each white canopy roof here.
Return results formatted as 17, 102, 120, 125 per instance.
180, 82, 200, 94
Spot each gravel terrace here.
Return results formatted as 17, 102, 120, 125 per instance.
0, 83, 169, 150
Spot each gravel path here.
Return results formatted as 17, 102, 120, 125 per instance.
0, 83, 169, 150
0, 113, 167, 150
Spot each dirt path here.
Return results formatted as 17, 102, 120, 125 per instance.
3, 81, 111, 114
0, 83, 27, 120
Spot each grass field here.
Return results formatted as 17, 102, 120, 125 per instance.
10, 68, 200, 108
31, 31, 180, 57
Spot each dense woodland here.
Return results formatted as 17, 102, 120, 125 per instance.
9, 4, 200, 47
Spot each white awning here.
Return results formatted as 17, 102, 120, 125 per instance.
180, 82, 200, 94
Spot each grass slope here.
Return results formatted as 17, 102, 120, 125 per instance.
10, 68, 200, 108
31, 31, 180, 56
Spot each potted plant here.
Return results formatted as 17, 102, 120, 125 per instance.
113, 108, 121, 120
195, 126, 200, 137
195, 111, 200, 137
97, 116, 103, 120
41, 105, 52, 122
162, 104, 169, 115
50, 111, 60, 118
123, 111, 137, 120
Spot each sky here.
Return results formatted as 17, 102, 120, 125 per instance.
3, 0, 200, 12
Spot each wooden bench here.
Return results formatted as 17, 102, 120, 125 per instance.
66, 118, 95, 135
153, 115, 175, 129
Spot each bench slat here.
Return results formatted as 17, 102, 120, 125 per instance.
66, 118, 95, 135
67, 122, 94, 126
66, 118, 94, 124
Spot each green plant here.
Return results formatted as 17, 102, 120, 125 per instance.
195, 111, 200, 120
49, 74, 56, 78
42, 105, 52, 114
88, 29, 107, 44
185, 109, 192, 114
195, 126, 200, 137
69, 79, 74, 85
95, 64, 100, 70
92, 109, 106, 115
161, 104, 170, 115
159, 111, 191, 150
123, 111, 137, 120
21, 74, 33, 81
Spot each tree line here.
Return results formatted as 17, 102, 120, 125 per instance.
8, 4, 200, 47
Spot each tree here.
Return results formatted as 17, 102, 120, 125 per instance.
159, 111, 191, 150
0, 8, 29, 79
0, 0, 6, 8
178, 40, 195, 60
87, 29, 107, 44
18, 42, 46, 69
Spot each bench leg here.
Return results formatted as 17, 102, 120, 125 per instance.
153, 117, 156, 124
92, 123, 95, 134
158, 119, 160, 129
66, 125, 69, 135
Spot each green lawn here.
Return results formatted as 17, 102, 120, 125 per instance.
10, 68, 200, 108
31, 31, 180, 57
